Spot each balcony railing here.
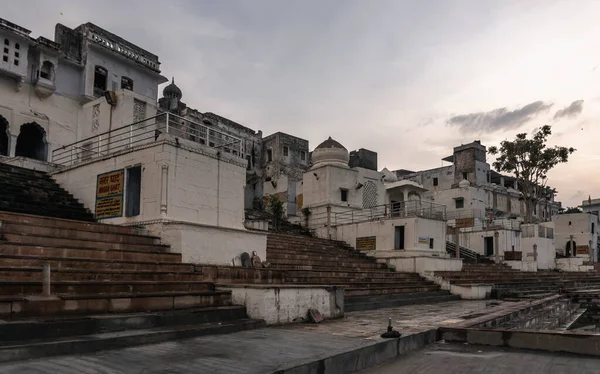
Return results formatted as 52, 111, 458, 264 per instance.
52, 112, 243, 167
334, 200, 446, 226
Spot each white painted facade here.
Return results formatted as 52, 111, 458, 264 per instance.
52, 136, 267, 265
554, 213, 599, 261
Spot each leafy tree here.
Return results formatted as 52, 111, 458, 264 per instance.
560, 206, 583, 214
488, 125, 575, 223
267, 194, 285, 231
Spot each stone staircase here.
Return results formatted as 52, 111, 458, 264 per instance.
0, 163, 94, 221
445, 241, 492, 264
0, 211, 264, 362
435, 263, 600, 299
266, 233, 459, 311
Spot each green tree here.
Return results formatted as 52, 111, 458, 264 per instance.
488, 125, 575, 223
267, 194, 285, 231
560, 206, 583, 214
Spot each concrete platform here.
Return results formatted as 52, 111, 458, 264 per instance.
0, 300, 506, 373
361, 342, 600, 374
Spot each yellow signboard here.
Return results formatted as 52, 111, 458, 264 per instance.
455, 218, 474, 228
577, 245, 589, 255
356, 236, 376, 251
95, 169, 124, 219
418, 237, 430, 245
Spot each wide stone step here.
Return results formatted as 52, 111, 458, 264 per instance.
344, 285, 442, 296
267, 253, 376, 263
345, 292, 460, 312
0, 254, 193, 272
0, 243, 181, 263
282, 269, 421, 279
0, 305, 248, 341
0, 212, 138, 236
1, 222, 159, 246
0, 317, 264, 363
267, 247, 367, 257
272, 262, 389, 270
0, 267, 205, 282
0, 290, 234, 319
286, 277, 433, 285
0, 205, 94, 222
1, 233, 170, 252
0, 280, 216, 296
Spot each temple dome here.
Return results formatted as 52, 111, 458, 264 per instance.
163, 77, 182, 98
459, 179, 471, 188
311, 136, 349, 168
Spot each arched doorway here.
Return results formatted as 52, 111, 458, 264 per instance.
15, 122, 47, 161
0, 115, 8, 156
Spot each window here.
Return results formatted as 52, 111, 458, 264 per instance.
14, 43, 19, 50
300, 150, 306, 161
455, 198, 464, 209
3, 39, 8, 46
2, 56, 7, 62
93, 66, 108, 95
39, 61, 54, 81
125, 166, 142, 217
246, 155, 252, 170
121, 76, 134, 91
341, 188, 348, 202
283, 146, 289, 157
462, 172, 468, 180
429, 238, 434, 249
267, 149, 273, 162
433, 177, 438, 186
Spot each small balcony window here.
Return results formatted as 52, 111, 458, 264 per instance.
121, 76, 134, 91
93, 66, 108, 96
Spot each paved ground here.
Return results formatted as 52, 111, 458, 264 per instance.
362, 342, 600, 374
0, 300, 506, 373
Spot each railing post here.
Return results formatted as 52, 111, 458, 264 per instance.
98, 135, 102, 156
42, 263, 51, 297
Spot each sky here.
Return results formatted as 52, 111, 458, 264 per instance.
4, 0, 599, 207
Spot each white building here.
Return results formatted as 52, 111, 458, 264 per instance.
553, 213, 599, 271
0, 18, 167, 168
302, 137, 461, 274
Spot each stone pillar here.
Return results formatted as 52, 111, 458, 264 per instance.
513, 180, 518, 190
570, 235, 575, 257
8, 134, 17, 157
494, 231, 500, 263
160, 165, 169, 218
500, 177, 505, 187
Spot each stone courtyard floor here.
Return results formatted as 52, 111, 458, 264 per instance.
361, 341, 600, 374
0, 300, 507, 373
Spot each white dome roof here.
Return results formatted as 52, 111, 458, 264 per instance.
311, 137, 349, 168
459, 179, 471, 188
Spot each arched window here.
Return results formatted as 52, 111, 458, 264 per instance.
15, 123, 47, 161
39, 61, 55, 81
0, 115, 9, 156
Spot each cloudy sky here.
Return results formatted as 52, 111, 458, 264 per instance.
5, 0, 599, 207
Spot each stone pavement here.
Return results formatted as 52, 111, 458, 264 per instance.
0, 300, 505, 373
362, 341, 600, 374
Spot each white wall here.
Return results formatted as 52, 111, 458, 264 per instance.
148, 222, 267, 266
554, 213, 599, 260
455, 229, 521, 257
52, 139, 247, 229
225, 285, 343, 325
84, 46, 161, 101
334, 217, 446, 252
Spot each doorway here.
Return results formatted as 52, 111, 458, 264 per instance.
15, 122, 47, 161
125, 165, 141, 217
394, 226, 405, 250
484, 236, 494, 256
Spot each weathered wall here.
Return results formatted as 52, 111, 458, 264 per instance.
225, 285, 344, 325
335, 217, 446, 252
554, 213, 598, 260
148, 222, 267, 266
52, 139, 247, 229
456, 229, 521, 256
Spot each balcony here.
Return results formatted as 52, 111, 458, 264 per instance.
52, 112, 244, 168
333, 200, 446, 226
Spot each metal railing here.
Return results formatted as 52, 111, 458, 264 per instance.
446, 209, 484, 220
333, 200, 446, 226
52, 112, 243, 167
